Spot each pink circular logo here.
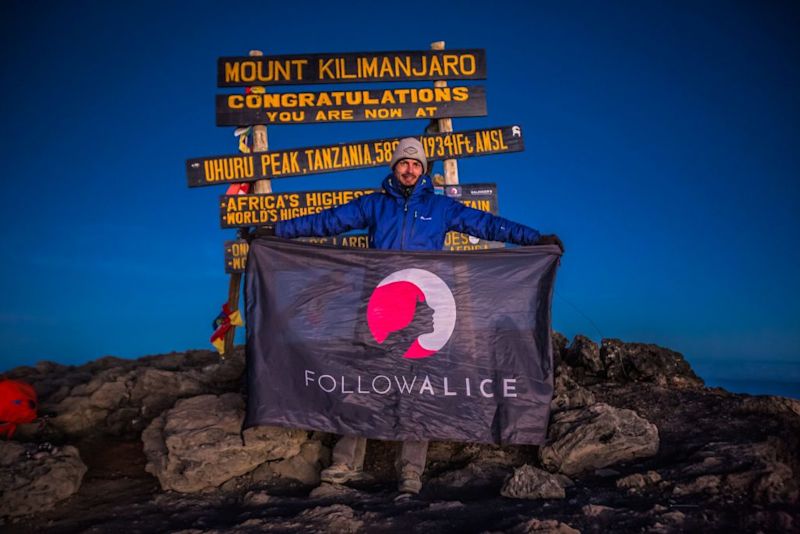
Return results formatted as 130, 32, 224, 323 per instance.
366, 269, 456, 359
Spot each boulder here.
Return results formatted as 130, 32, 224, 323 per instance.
142, 393, 307, 493
259, 440, 329, 486
563, 335, 603, 384
600, 339, 703, 388
616, 470, 662, 490
0, 442, 87, 517
551, 331, 569, 368
295, 504, 363, 533
429, 460, 512, 489
507, 518, 581, 534
501, 464, 570, 499
737, 395, 800, 418
667, 439, 798, 504
31, 349, 246, 440
550, 372, 596, 413
539, 403, 659, 475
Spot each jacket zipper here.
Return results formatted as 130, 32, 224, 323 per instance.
400, 200, 409, 250
410, 209, 417, 245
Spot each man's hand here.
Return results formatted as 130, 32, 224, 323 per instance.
535, 234, 564, 252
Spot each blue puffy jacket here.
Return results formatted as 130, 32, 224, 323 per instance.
275, 174, 540, 250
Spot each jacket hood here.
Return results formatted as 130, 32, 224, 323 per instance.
382, 173, 434, 200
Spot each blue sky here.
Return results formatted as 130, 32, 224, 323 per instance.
1, 1, 798, 396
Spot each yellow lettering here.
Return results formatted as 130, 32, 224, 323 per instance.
225, 62, 240, 83
318, 58, 335, 79
379, 57, 394, 78
452, 87, 468, 101
292, 59, 308, 80
228, 95, 243, 109
380, 91, 396, 105
262, 93, 280, 108
245, 94, 261, 108
338, 57, 356, 78
434, 87, 451, 101
362, 91, 379, 105
429, 55, 443, 76
288, 151, 300, 173
461, 54, 476, 75
274, 60, 290, 81
443, 54, 458, 75
362, 57, 378, 78
366, 108, 402, 119
394, 56, 411, 78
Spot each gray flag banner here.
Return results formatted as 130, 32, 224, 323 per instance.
244, 237, 561, 445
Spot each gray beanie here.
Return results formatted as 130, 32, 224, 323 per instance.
389, 137, 428, 175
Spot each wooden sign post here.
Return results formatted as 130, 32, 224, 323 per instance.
188, 43, 528, 358
432, 41, 460, 186
186, 126, 523, 187
223, 49, 272, 356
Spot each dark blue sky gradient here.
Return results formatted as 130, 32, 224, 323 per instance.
1, 1, 798, 395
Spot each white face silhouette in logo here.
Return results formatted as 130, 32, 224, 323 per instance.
367, 268, 457, 359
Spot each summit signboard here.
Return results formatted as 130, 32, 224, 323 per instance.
218, 49, 486, 87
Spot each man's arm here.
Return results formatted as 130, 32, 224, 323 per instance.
275, 197, 369, 238
446, 200, 541, 245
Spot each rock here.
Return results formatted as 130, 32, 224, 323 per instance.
616, 470, 662, 490
738, 395, 800, 418
19, 348, 246, 440
539, 403, 659, 475
551, 331, 569, 368
593, 468, 620, 477
269, 440, 328, 485
427, 501, 464, 511
563, 335, 603, 384
142, 393, 307, 493
501, 464, 570, 499
296, 504, 363, 533
672, 474, 721, 496
550, 372, 596, 413
508, 518, 581, 534
89, 379, 129, 410
129, 368, 206, 418
667, 440, 799, 504
600, 339, 703, 388
659, 510, 686, 526
49, 395, 108, 436
429, 460, 512, 489
242, 490, 271, 506
308, 482, 366, 499
746, 511, 795, 533
0, 442, 87, 517
582, 504, 616, 518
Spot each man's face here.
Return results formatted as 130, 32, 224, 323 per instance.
393, 158, 424, 187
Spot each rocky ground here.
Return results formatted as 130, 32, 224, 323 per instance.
1, 335, 798, 533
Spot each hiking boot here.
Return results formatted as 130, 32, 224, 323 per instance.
320, 463, 366, 484
398, 470, 422, 494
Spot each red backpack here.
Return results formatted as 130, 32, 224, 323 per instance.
0, 379, 38, 439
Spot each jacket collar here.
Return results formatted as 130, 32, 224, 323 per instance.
382, 173, 434, 200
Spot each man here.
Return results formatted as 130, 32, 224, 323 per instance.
273, 137, 563, 494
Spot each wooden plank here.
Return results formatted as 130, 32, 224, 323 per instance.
187, 125, 523, 187
442, 182, 504, 251
218, 49, 486, 87
224, 239, 250, 273
222, 183, 503, 271
219, 188, 378, 228
215, 86, 486, 126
